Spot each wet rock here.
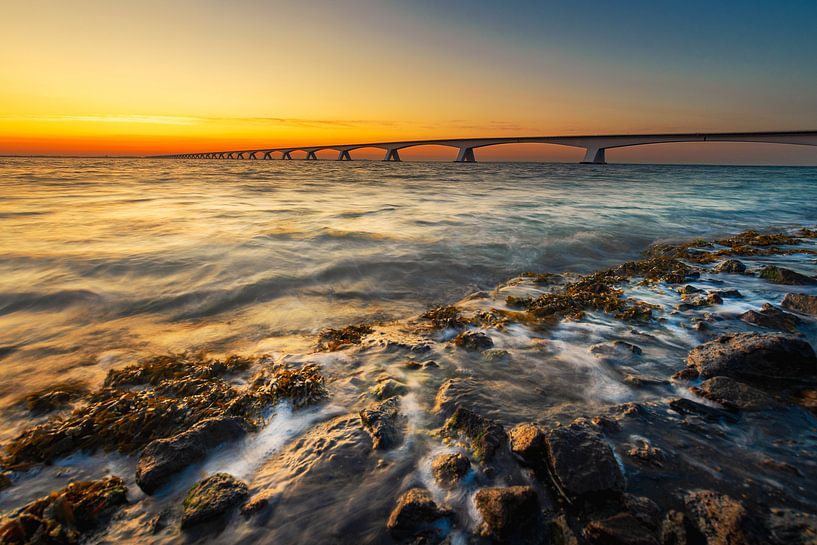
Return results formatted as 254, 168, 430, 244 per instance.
623, 494, 662, 531
544, 420, 624, 503
590, 341, 643, 358
625, 439, 666, 467
240, 494, 275, 518
402, 360, 423, 370
422, 305, 469, 330
668, 398, 739, 422
758, 265, 817, 286
442, 406, 507, 462
711, 288, 742, 298
431, 452, 470, 486
713, 259, 747, 274
0, 472, 10, 491
452, 330, 494, 351
679, 285, 704, 295
318, 323, 373, 351
0, 477, 127, 544
679, 292, 722, 308
359, 397, 403, 450
181, 473, 249, 529
659, 510, 703, 545
432, 378, 468, 416
686, 332, 817, 386
370, 378, 408, 400
740, 304, 801, 333
684, 489, 765, 545
474, 486, 544, 544
625, 374, 670, 387
766, 508, 817, 545
781, 293, 817, 316
386, 488, 453, 543
551, 514, 581, 545
591, 415, 622, 433
136, 416, 251, 494
583, 513, 659, 545
508, 423, 548, 474
20, 381, 88, 415
483, 348, 510, 362
691, 377, 777, 411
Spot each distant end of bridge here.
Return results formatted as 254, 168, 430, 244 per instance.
149, 130, 817, 164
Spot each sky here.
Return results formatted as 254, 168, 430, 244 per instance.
2, 0, 817, 163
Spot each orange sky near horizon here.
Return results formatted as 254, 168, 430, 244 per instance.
2, 0, 817, 164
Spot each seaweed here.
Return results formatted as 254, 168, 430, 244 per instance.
317, 324, 373, 351
2, 357, 326, 470
0, 476, 127, 545
421, 306, 470, 330
104, 352, 254, 388
18, 381, 89, 415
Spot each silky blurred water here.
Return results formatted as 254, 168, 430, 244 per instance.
1, 158, 816, 403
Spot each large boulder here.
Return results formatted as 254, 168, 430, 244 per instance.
386, 488, 453, 543
359, 397, 403, 450
136, 416, 250, 494
781, 293, 817, 316
442, 406, 507, 462
431, 452, 470, 487
758, 266, 817, 286
544, 420, 624, 503
686, 333, 817, 385
683, 490, 766, 545
474, 486, 544, 544
180, 473, 249, 529
583, 512, 659, 545
691, 376, 777, 410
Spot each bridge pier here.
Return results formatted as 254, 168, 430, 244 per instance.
282, 151, 292, 160
581, 147, 607, 164
337, 150, 352, 161
455, 147, 476, 162
306, 151, 318, 160
263, 152, 271, 160
248, 152, 257, 160
384, 149, 401, 162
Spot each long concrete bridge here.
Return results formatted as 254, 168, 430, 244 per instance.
151, 130, 817, 164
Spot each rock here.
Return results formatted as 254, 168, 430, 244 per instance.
686, 332, 817, 385
544, 420, 624, 503
691, 377, 777, 410
740, 304, 801, 333
679, 285, 704, 294
483, 348, 510, 362
21, 381, 88, 415
0, 472, 10, 491
766, 508, 817, 545
551, 514, 581, 545
0, 477, 127, 544
442, 406, 507, 462
680, 292, 722, 308
625, 440, 666, 467
240, 494, 273, 518
474, 486, 543, 544
590, 341, 643, 358
422, 360, 440, 369
714, 259, 747, 274
583, 513, 659, 545
660, 510, 703, 545
433, 378, 469, 416
781, 293, 817, 316
402, 360, 423, 370
359, 397, 403, 450
431, 452, 470, 486
622, 494, 662, 531
136, 416, 250, 494
684, 489, 765, 545
386, 488, 453, 542
711, 289, 742, 299
758, 266, 817, 286
669, 398, 739, 422
370, 378, 408, 400
452, 330, 494, 351
181, 473, 249, 529
509, 423, 548, 474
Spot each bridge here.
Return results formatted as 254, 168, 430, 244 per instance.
151, 130, 817, 164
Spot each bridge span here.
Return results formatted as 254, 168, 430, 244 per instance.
151, 130, 817, 164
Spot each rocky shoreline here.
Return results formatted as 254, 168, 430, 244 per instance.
1, 227, 817, 544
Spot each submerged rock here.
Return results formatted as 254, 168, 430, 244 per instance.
370, 378, 408, 400
136, 416, 251, 494
691, 377, 777, 411
544, 420, 624, 503
19, 381, 89, 415
181, 473, 249, 529
386, 488, 453, 543
452, 330, 494, 351
740, 304, 801, 333
669, 398, 739, 422
684, 489, 766, 545
686, 332, 817, 385
442, 406, 507, 462
590, 341, 643, 358
781, 293, 817, 316
758, 266, 817, 286
0, 476, 127, 545
431, 452, 470, 486
766, 508, 817, 545
583, 512, 659, 545
359, 397, 403, 450
474, 486, 544, 544
317, 323, 373, 351
713, 259, 747, 274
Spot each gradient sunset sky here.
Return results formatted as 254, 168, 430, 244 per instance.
2, 0, 817, 163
